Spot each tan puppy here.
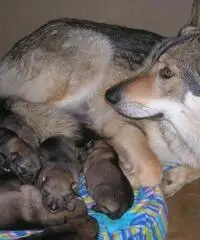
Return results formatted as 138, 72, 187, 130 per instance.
83, 139, 134, 219
38, 136, 80, 213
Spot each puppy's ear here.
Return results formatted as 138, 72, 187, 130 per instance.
72, 182, 78, 192
91, 204, 101, 213
66, 201, 75, 212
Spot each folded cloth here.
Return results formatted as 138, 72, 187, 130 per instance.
0, 169, 171, 240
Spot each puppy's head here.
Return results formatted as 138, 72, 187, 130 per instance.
37, 164, 78, 213
105, 28, 200, 120
2, 132, 41, 183
39, 136, 77, 165
92, 184, 132, 219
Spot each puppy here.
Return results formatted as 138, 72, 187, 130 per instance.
1, 112, 39, 148
0, 128, 41, 183
83, 139, 134, 219
23, 215, 99, 240
0, 175, 88, 230
38, 136, 80, 213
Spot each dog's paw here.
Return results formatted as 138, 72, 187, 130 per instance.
161, 167, 188, 198
127, 166, 162, 188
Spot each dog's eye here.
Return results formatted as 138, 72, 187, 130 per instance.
159, 66, 174, 79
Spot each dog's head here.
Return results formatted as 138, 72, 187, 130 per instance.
92, 184, 133, 219
0, 128, 41, 183
8, 141, 41, 184
37, 164, 78, 213
105, 27, 200, 120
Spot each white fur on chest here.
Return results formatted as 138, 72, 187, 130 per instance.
145, 121, 175, 164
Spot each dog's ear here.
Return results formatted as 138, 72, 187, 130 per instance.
178, 25, 199, 36
178, 0, 200, 36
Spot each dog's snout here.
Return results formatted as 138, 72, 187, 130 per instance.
48, 200, 60, 213
105, 87, 122, 105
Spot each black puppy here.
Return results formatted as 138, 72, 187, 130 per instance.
83, 139, 134, 219
38, 136, 80, 213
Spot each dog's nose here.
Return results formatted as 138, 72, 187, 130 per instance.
105, 87, 121, 105
48, 201, 60, 213
48, 203, 59, 212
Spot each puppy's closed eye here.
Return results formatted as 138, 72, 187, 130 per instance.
10, 152, 21, 162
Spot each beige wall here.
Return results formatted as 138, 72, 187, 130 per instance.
0, 0, 193, 57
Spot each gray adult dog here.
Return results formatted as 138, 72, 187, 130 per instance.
1, 11, 200, 197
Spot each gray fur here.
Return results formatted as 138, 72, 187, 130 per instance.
2, 18, 200, 196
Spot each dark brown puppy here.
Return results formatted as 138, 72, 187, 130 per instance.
0, 128, 41, 183
83, 139, 134, 219
38, 136, 80, 213
0, 175, 87, 230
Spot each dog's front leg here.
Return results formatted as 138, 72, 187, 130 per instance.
8, 100, 81, 142
103, 120, 162, 188
161, 165, 200, 198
